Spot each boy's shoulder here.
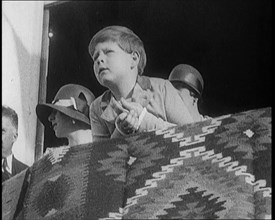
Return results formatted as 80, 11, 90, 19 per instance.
91, 76, 172, 108
145, 76, 172, 89
138, 75, 169, 89
148, 76, 168, 84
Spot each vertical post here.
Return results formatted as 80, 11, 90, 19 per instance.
34, 8, 50, 161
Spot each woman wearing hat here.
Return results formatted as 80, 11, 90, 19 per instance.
168, 64, 210, 122
36, 84, 95, 147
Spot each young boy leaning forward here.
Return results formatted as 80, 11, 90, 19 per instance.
88, 25, 195, 142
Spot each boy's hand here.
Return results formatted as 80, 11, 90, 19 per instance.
112, 99, 129, 115
120, 98, 143, 116
115, 110, 139, 135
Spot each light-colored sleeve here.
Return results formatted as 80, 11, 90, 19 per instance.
138, 79, 194, 132
138, 111, 176, 132
163, 80, 194, 125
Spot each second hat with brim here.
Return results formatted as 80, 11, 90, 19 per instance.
36, 84, 95, 127
169, 64, 204, 97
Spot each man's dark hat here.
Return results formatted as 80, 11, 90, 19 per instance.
169, 64, 204, 97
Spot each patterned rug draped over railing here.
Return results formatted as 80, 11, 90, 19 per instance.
2, 107, 271, 219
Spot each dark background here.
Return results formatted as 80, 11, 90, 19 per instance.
44, 0, 272, 148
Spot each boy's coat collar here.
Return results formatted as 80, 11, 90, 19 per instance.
100, 76, 152, 122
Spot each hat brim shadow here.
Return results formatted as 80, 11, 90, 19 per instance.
36, 103, 90, 127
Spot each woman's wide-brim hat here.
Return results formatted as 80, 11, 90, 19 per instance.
36, 84, 95, 126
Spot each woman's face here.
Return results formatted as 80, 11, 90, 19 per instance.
48, 110, 73, 138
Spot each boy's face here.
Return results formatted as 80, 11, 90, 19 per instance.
92, 41, 134, 87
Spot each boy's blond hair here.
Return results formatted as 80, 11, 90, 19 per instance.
88, 26, 147, 75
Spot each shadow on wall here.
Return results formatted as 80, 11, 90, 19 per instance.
3, 13, 41, 152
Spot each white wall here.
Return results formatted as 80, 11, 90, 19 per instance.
2, 1, 45, 166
